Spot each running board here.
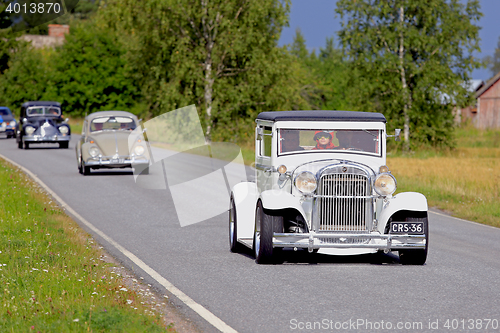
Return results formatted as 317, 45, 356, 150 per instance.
238, 238, 253, 249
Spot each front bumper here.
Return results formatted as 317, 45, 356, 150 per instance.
24, 135, 70, 143
85, 156, 149, 169
0, 127, 15, 136
273, 232, 426, 253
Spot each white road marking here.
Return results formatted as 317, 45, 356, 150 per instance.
0, 153, 238, 333
429, 210, 499, 230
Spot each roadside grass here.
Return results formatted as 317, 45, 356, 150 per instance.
388, 125, 500, 228
0, 160, 172, 332
66, 116, 83, 135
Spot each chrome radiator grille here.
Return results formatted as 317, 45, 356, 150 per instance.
317, 172, 370, 232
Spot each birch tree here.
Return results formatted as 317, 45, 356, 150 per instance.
106, 0, 296, 142
336, 0, 482, 149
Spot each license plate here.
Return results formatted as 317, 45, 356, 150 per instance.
390, 222, 424, 234
111, 159, 122, 164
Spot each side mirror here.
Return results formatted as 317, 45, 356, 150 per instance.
387, 129, 401, 141
65, 118, 69, 123
394, 129, 401, 141
256, 127, 264, 141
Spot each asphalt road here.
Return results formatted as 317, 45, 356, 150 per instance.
1, 136, 499, 333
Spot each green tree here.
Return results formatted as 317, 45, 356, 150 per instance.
289, 28, 323, 109
289, 31, 352, 111
104, 0, 301, 142
336, 0, 483, 150
0, 43, 58, 112
0, 1, 25, 77
0, 18, 140, 116
52, 19, 140, 116
484, 36, 500, 77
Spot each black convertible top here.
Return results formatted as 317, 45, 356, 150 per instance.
21, 101, 61, 108
257, 110, 386, 123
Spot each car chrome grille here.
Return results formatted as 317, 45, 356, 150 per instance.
317, 172, 371, 232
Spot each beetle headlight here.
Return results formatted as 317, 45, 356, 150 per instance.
374, 173, 397, 196
89, 146, 100, 158
294, 171, 317, 193
9, 120, 16, 127
25, 126, 36, 135
134, 145, 145, 156
59, 125, 69, 135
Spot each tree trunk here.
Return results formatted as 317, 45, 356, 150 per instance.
204, 59, 214, 143
399, 5, 411, 152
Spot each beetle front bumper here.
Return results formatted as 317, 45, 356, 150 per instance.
85, 156, 149, 169
273, 232, 426, 253
24, 135, 70, 143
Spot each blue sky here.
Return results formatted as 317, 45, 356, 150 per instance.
278, 0, 500, 82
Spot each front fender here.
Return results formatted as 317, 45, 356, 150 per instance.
232, 182, 259, 240
378, 192, 428, 232
81, 142, 95, 162
260, 190, 307, 222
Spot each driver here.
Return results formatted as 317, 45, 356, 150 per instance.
313, 131, 337, 150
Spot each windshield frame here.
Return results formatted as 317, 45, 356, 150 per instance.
277, 123, 384, 158
89, 116, 137, 133
26, 106, 61, 117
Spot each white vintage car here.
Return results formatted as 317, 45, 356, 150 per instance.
229, 110, 428, 265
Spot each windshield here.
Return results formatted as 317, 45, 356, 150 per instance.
27, 106, 61, 116
279, 129, 381, 155
90, 116, 136, 132
0, 108, 12, 116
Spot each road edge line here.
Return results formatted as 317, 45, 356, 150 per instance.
0, 153, 238, 333
428, 210, 499, 230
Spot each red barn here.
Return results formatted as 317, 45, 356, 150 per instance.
461, 72, 500, 128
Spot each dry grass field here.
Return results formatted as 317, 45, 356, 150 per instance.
388, 126, 500, 228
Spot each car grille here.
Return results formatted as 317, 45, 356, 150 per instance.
317, 171, 371, 232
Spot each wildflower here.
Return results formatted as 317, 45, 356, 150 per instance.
119, 287, 127, 292
127, 300, 133, 304
73, 319, 79, 322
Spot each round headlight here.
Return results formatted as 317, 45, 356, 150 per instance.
9, 120, 16, 127
89, 146, 100, 158
25, 126, 36, 135
294, 171, 317, 193
59, 126, 69, 135
134, 145, 145, 156
374, 173, 397, 196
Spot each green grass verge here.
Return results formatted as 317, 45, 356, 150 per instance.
0, 160, 171, 332
388, 125, 500, 228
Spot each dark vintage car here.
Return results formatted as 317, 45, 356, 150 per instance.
75, 111, 150, 175
16, 101, 71, 149
0, 107, 17, 138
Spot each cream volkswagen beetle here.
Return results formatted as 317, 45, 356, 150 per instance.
76, 111, 150, 175
229, 110, 428, 265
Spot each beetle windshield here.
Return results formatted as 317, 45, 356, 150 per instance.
27, 106, 61, 116
279, 129, 381, 155
90, 116, 136, 132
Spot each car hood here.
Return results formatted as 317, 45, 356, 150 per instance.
0, 114, 15, 123
90, 131, 132, 157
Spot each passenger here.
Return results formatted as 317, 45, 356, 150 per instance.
312, 131, 336, 150
93, 122, 103, 131
281, 130, 304, 152
336, 130, 360, 150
